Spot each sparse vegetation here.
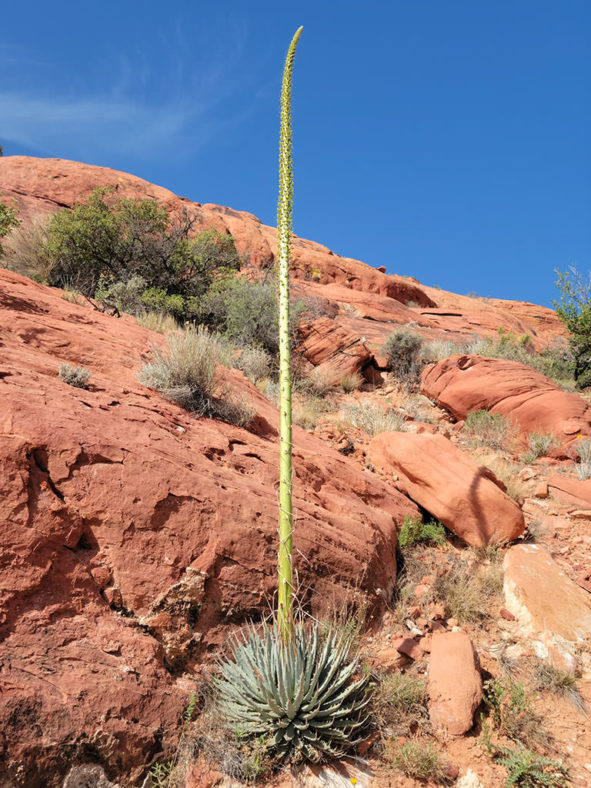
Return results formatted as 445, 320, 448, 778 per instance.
464, 410, 515, 451
0, 193, 20, 252
398, 516, 447, 549
574, 438, 591, 480
431, 562, 502, 625
533, 662, 585, 712
293, 394, 332, 430
136, 310, 179, 334
1, 213, 50, 277
522, 433, 556, 464
340, 372, 363, 392
383, 329, 424, 388
554, 266, 591, 389
343, 401, 406, 437
138, 326, 253, 426
234, 346, 273, 383
372, 673, 429, 735
58, 363, 91, 389
479, 454, 528, 503
482, 677, 549, 749
384, 739, 452, 784
482, 726, 569, 787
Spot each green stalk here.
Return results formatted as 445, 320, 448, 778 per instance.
277, 26, 303, 644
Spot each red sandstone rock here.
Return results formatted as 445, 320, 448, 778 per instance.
0, 268, 420, 785
427, 632, 482, 735
297, 316, 374, 377
503, 544, 591, 673
421, 355, 591, 444
547, 474, 591, 507
368, 432, 525, 546
0, 156, 567, 356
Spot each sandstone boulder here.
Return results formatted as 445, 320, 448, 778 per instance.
421, 354, 591, 443
503, 544, 591, 673
368, 432, 525, 546
427, 632, 482, 735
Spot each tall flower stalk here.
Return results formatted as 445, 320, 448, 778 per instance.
277, 26, 303, 643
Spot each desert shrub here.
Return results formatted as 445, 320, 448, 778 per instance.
340, 372, 363, 393
398, 516, 447, 549
234, 346, 273, 383
522, 433, 556, 464
344, 402, 406, 437
464, 410, 515, 451
216, 619, 370, 765
372, 673, 428, 735
198, 277, 282, 357
138, 326, 253, 427
0, 193, 20, 253
1, 213, 52, 278
61, 286, 86, 306
41, 189, 241, 321
384, 739, 451, 784
383, 329, 423, 387
554, 266, 591, 389
482, 677, 548, 749
58, 363, 91, 389
431, 563, 502, 625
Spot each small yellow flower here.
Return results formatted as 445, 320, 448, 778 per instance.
350, 780, 358, 785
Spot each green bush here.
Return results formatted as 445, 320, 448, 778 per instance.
482, 677, 548, 749
398, 516, 447, 549
383, 329, 423, 386
0, 193, 20, 255
58, 363, 91, 389
554, 266, 591, 388
40, 188, 241, 321
216, 619, 369, 764
138, 326, 253, 426
482, 725, 569, 788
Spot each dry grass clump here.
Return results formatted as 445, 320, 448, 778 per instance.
58, 363, 91, 389
383, 739, 452, 784
340, 372, 363, 393
1, 213, 51, 281
430, 562, 503, 625
574, 438, 591, 480
343, 401, 406, 437
522, 433, 556, 464
478, 453, 528, 503
463, 410, 516, 452
139, 326, 254, 427
533, 662, 585, 713
372, 673, 429, 736
136, 310, 179, 334
149, 685, 272, 787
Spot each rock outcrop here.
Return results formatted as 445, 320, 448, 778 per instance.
503, 544, 591, 673
368, 432, 525, 546
421, 354, 591, 444
0, 268, 419, 785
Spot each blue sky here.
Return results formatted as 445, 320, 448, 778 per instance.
1, 0, 589, 307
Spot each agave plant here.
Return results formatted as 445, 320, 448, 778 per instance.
216, 619, 370, 763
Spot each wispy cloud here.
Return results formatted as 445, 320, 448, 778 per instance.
0, 25, 262, 161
